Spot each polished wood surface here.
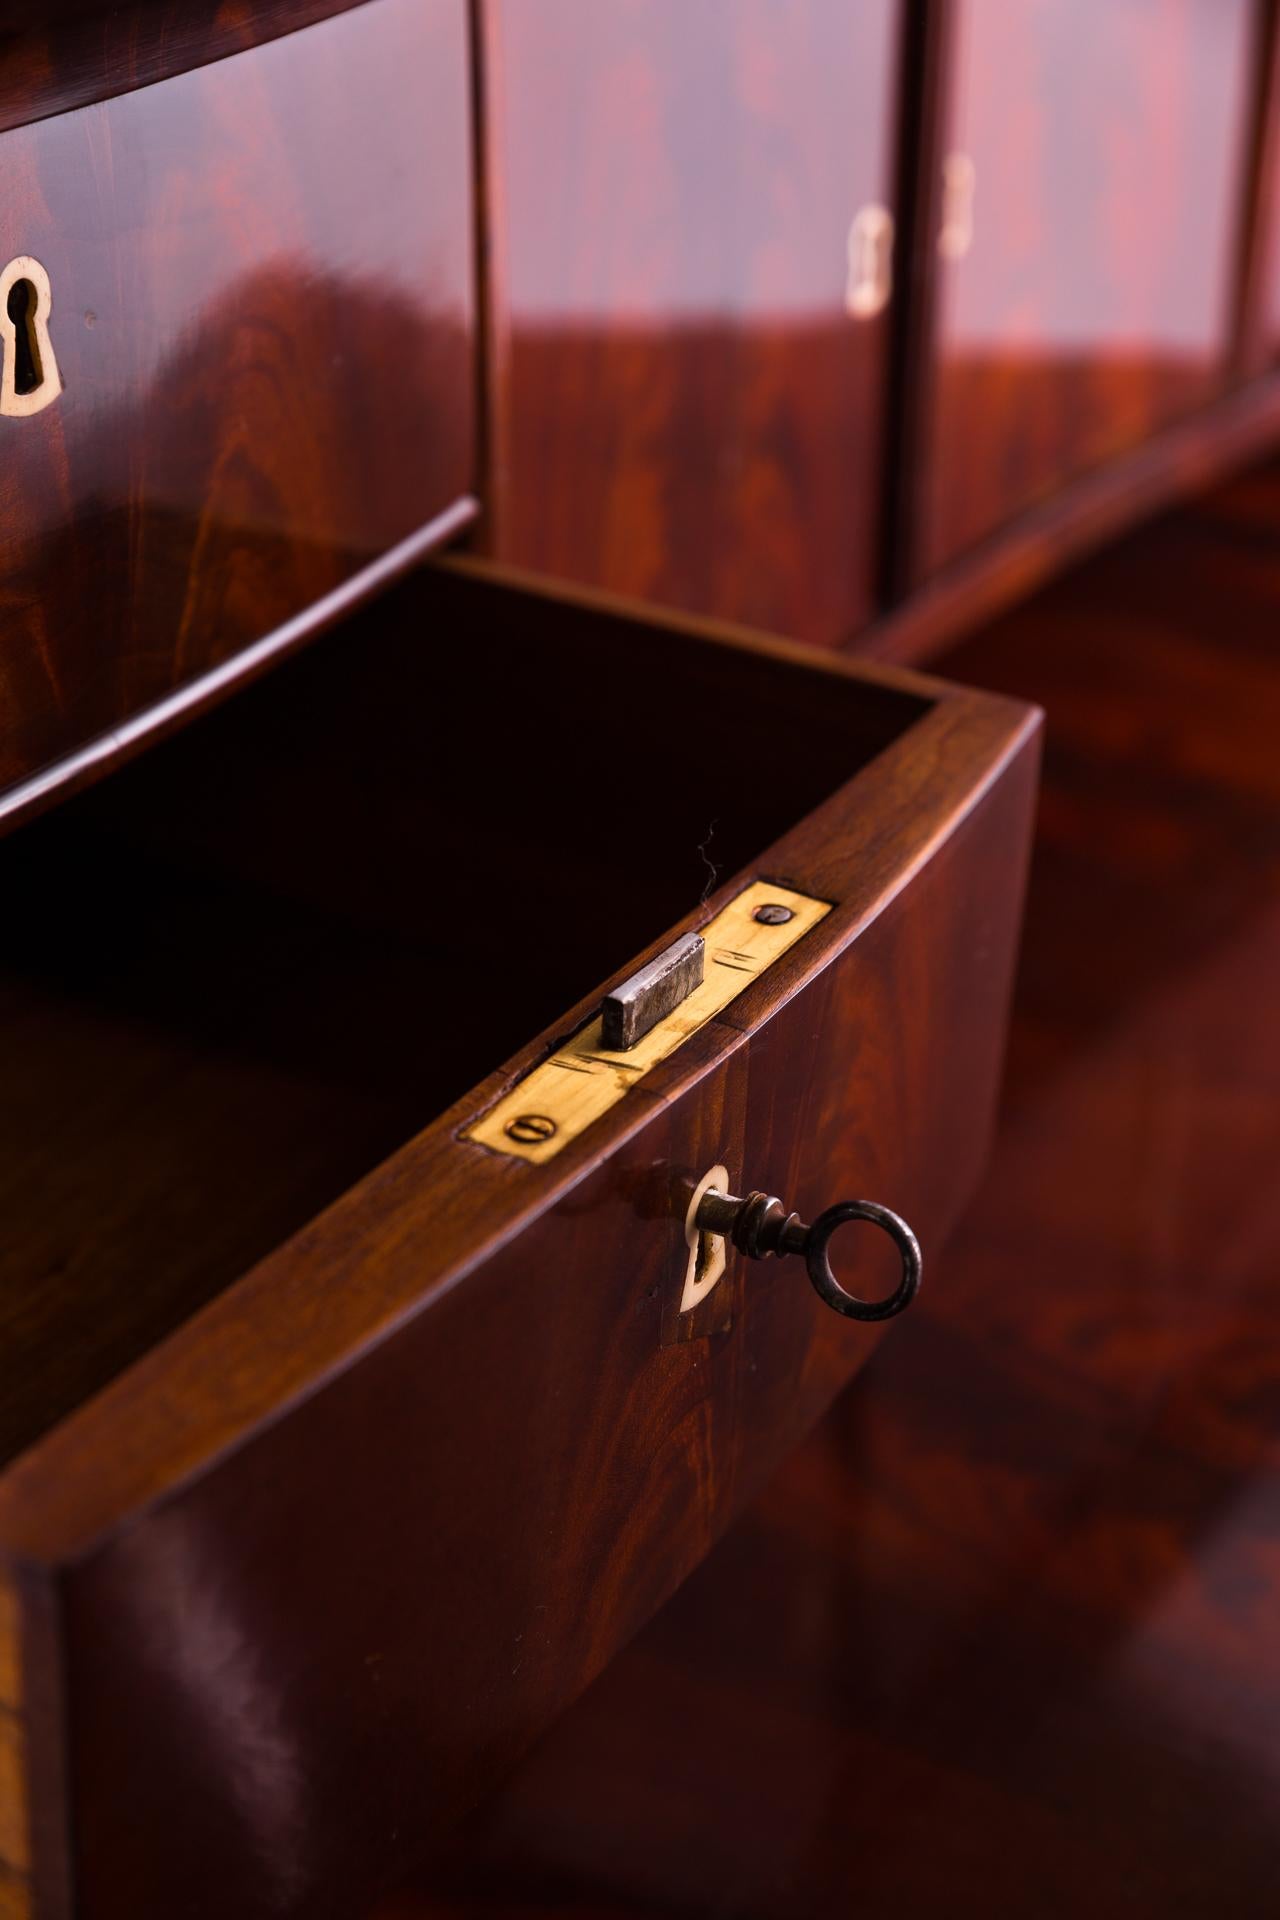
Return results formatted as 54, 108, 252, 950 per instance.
915, 0, 1255, 577
864, 367, 1280, 666
0, 0, 474, 804
0, 568, 921, 1468
0, 0, 367, 135
0, 10, 1276, 1914
396, 458, 1280, 1920
1232, 0, 1280, 375
471, 0, 1280, 670
481, 0, 903, 646
1254, 2, 1280, 367
864, 0, 1280, 665
0, 566, 1038, 1918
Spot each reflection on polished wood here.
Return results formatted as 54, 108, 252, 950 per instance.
483, 0, 902, 645
0, 0, 473, 802
918, 0, 1255, 576
396, 460, 1280, 1920
0, 0, 367, 134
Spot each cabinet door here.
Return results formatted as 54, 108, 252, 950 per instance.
918, 0, 1255, 576
483, 0, 903, 647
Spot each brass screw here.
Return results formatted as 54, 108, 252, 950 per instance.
753, 903, 794, 926
506, 1114, 557, 1145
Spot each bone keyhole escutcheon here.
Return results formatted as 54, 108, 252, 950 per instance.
1, 257, 63, 418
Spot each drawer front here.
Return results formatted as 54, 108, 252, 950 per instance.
0, 0, 474, 802
0, 578, 1039, 1918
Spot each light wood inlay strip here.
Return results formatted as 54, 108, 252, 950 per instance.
466, 882, 831, 1163
0, 1581, 18, 1717
0, 1713, 30, 1878
0, 1573, 29, 1896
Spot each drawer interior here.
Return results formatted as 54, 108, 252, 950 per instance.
0, 566, 926, 1465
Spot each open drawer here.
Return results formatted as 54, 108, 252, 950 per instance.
0, 563, 1040, 1919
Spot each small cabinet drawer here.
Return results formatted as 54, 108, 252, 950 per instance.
0, 0, 475, 805
0, 565, 1039, 1918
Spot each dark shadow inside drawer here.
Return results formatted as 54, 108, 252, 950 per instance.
0, 565, 926, 1464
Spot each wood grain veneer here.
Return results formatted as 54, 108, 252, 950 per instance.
0, 0, 475, 804
403, 453, 1280, 1920
0, 562, 1038, 1918
480, 0, 904, 646
908, 0, 1256, 578
0, 3, 370, 135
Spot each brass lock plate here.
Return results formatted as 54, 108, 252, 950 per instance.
466, 882, 831, 1164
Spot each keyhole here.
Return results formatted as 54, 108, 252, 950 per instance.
7, 278, 43, 396
1, 255, 63, 418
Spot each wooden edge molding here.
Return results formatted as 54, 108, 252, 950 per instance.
0, 1571, 31, 1918
1233, 0, 1280, 375
436, 552, 980, 709
880, 0, 955, 604
0, 1579, 19, 1720
0, 1565, 72, 1920
862, 373, 1280, 667
0, 1, 377, 140
0, 497, 478, 840
469, 0, 509, 557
